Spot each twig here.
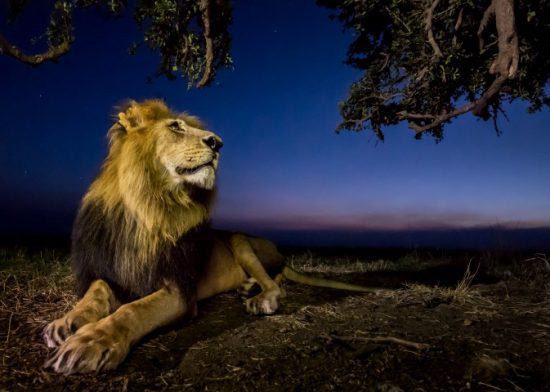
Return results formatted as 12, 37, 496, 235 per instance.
425, 0, 443, 57
326, 333, 430, 350
385, 6, 412, 34
506, 379, 526, 392
5, 312, 13, 344
452, 8, 464, 46
478, 382, 506, 391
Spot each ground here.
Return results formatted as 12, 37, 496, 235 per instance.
0, 248, 549, 391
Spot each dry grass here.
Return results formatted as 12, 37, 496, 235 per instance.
0, 249, 76, 374
514, 253, 550, 289
287, 252, 439, 274
394, 261, 487, 307
0, 249, 75, 310
1, 247, 549, 391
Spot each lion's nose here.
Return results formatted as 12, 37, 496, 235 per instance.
203, 136, 223, 153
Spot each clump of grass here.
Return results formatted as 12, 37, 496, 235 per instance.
0, 248, 73, 299
515, 253, 550, 288
288, 252, 441, 275
399, 261, 483, 306
288, 254, 392, 274
0, 248, 76, 346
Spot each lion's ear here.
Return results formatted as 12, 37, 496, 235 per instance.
116, 101, 146, 131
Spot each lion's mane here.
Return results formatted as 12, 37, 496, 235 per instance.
71, 100, 215, 304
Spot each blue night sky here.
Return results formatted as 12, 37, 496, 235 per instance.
1, 1, 549, 243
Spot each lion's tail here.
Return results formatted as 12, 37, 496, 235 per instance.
281, 266, 376, 292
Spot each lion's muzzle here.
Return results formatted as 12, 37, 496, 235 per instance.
202, 136, 223, 153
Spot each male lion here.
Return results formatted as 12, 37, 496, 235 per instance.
43, 99, 370, 374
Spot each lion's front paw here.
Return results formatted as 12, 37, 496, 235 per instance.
43, 313, 90, 348
245, 288, 281, 315
44, 321, 130, 374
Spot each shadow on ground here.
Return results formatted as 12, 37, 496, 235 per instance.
1, 256, 548, 391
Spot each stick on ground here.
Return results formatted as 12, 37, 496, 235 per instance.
326, 333, 430, 351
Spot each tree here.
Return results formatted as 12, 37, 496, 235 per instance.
318, 0, 549, 139
1, 1, 548, 139
0, 0, 232, 87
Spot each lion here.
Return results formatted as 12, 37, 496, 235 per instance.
42, 99, 371, 374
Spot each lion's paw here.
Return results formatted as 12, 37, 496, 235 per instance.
238, 277, 258, 298
245, 288, 281, 315
42, 313, 90, 348
44, 321, 129, 374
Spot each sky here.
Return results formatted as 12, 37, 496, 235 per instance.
1, 1, 550, 247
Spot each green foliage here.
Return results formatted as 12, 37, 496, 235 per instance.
3, 1, 548, 136
2, 0, 232, 88
45, 1, 74, 48
134, 0, 232, 87
318, 0, 550, 140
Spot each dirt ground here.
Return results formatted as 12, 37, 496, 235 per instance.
0, 249, 549, 391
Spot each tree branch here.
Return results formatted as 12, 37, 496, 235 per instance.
477, 0, 495, 51
471, 74, 508, 116
399, 74, 508, 133
490, 0, 519, 78
196, 0, 214, 88
425, 0, 443, 58
452, 7, 463, 46
0, 34, 72, 66
401, 0, 519, 134
396, 111, 435, 120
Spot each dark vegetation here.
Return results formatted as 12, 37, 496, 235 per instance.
1, 246, 548, 391
2, 0, 549, 137
318, 0, 549, 138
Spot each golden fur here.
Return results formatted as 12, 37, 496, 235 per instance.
43, 99, 369, 374
79, 99, 219, 294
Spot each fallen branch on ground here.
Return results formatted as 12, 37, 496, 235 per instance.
324, 333, 430, 350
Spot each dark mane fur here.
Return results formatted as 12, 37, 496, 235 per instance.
71, 199, 213, 305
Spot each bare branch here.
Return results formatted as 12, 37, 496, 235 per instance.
0, 34, 72, 66
196, 0, 214, 88
477, 0, 495, 51
425, 0, 443, 58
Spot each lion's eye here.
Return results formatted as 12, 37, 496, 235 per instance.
168, 121, 183, 133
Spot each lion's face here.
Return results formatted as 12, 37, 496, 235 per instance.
153, 118, 223, 190
109, 100, 223, 192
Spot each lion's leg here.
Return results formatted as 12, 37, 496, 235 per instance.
43, 279, 115, 348
238, 275, 286, 299
230, 234, 282, 315
45, 284, 186, 374
237, 277, 258, 298
274, 273, 287, 298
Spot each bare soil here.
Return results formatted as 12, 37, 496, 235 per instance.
0, 249, 549, 391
